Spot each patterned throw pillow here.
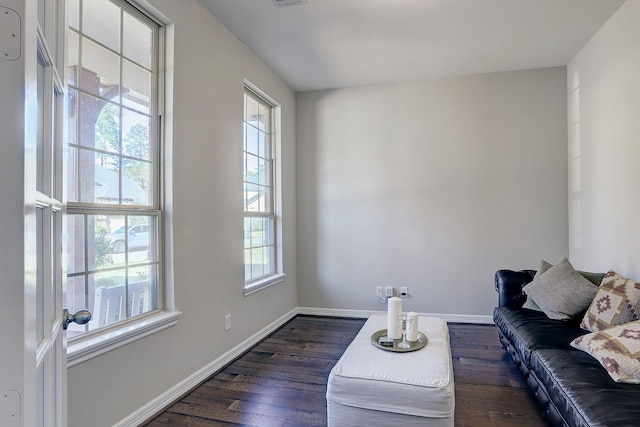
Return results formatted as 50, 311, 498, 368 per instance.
580, 271, 640, 332
571, 320, 640, 383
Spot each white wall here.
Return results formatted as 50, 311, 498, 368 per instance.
296, 68, 568, 317
568, 0, 640, 279
67, 1, 297, 425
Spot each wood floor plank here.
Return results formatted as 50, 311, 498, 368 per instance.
145, 315, 548, 427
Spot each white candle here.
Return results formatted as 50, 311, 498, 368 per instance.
387, 297, 402, 339
406, 312, 419, 342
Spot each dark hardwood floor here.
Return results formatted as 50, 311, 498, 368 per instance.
145, 315, 547, 427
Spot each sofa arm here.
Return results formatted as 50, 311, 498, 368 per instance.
495, 269, 536, 308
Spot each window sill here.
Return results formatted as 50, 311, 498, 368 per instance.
244, 273, 286, 296
67, 310, 182, 367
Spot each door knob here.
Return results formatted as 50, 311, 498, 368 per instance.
62, 309, 92, 330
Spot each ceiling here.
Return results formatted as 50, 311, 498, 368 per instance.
199, 0, 624, 92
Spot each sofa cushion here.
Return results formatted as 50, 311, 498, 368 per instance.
581, 271, 640, 332
571, 320, 640, 384
523, 260, 606, 312
530, 348, 640, 427
522, 257, 598, 320
493, 306, 585, 366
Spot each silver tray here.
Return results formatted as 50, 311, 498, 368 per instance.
370, 329, 428, 352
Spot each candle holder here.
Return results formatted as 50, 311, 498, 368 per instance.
396, 314, 413, 349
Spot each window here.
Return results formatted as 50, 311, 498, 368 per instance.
65, 0, 165, 340
243, 86, 284, 293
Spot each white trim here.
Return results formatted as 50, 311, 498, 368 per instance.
113, 308, 298, 427
296, 307, 494, 324
244, 273, 286, 296
67, 310, 181, 367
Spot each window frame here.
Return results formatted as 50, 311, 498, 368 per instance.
243, 82, 285, 295
64, 0, 179, 366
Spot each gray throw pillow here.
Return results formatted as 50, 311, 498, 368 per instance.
537, 259, 605, 285
523, 260, 552, 311
522, 257, 599, 320
523, 259, 606, 312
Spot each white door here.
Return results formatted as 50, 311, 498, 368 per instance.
0, 1, 86, 425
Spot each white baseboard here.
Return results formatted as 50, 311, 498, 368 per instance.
116, 306, 493, 426
297, 306, 494, 324
114, 308, 298, 427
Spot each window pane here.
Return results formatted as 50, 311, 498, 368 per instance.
244, 249, 251, 280
92, 100, 121, 153
264, 247, 274, 278
66, 214, 85, 274
259, 102, 271, 134
105, 215, 157, 259
88, 215, 116, 271
67, 145, 79, 202
264, 217, 274, 247
68, 30, 79, 86
81, 37, 120, 98
122, 59, 151, 114
244, 183, 263, 212
82, 151, 120, 204
53, 90, 62, 190
77, 95, 120, 174
244, 122, 258, 154
37, 56, 45, 193
245, 123, 259, 154
90, 270, 126, 330
257, 157, 267, 186
128, 264, 157, 316
65, 275, 87, 338
245, 94, 259, 121
122, 109, 151, 160
82, 0, 121, 53
250, 247, 264, 279
243, 217, 251, 249
246, 154, 259, 184
67, 88, 78, 144
250, 217, 261, 246
122, 159, 151, 205
68, 0, 79, 30
52, 211, 59, 318
258, 130, 269, 159
124, 219, 150, 255
52, 1, 62, 68
36, 208, 44, 344
123, 13, 152, 69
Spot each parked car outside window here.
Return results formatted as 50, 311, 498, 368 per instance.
107, 224, 149, 253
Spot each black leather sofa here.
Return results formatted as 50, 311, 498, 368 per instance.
493, 269, 640, 427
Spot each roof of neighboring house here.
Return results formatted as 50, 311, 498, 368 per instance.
94, 164, 148, 204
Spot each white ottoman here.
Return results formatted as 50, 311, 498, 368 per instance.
327, 314, 455, 427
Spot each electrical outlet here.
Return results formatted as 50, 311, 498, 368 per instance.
385, 286, 394, 297
225, 314, 231, 331
400, 286, 408, 297
376, 286, 383, 298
